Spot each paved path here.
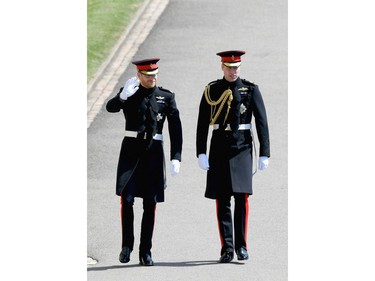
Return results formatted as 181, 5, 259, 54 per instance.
87, 0, 287, 280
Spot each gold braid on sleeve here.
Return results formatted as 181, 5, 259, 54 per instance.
204, 85, 233, 125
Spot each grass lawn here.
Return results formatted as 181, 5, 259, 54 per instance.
87, 0, 145, 83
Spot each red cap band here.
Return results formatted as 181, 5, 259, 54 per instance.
221, 56, 241, 62
136, 63, 158, 71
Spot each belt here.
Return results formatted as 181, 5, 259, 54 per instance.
211, 123, 251, 131
125, 130, 163, 141
211, 123, 257, 175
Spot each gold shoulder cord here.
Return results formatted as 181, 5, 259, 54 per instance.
204, 85, 233, 125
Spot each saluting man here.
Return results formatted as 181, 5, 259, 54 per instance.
106, 58, 183, 266
196, 50, 270, 263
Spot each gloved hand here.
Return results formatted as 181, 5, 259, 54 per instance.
170, 159, 180, 176
198, 154, 210, 170
258, 156, 269, 170
119, 76, 140, 100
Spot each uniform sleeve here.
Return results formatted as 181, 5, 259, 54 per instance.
252, 85, 270, 157
106, 88, 125, 113
167, 93, 183, 161
196, 91, 211, 157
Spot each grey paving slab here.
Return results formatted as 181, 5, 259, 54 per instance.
87, 0, 287, 280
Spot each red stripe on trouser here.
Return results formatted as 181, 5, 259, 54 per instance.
216, 200, 225, 248
244, 194, 249, 249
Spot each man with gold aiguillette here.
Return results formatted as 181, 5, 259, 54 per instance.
196, 50, 270, 263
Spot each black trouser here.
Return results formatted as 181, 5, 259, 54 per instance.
121, 196, 157, 255
216, 193, 249, 255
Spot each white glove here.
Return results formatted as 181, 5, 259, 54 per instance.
198, 154, 210, 170
119, 76, 140, 100
170, 159, 180, 176
258, 156, 269, 170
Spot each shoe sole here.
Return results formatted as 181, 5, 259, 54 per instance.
219, 259, 233, 263
119, 257, 130, 263
139, 261, 154, 266
139, 258, 154, 266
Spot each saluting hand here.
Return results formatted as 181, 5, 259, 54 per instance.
120, 76, 140, 100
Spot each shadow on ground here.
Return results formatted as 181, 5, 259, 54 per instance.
87, 260, 247, 271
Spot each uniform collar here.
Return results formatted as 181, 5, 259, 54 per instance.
139, 84, 156, 97
223, 77, 241, 88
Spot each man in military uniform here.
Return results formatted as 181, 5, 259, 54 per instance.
196, 50, 270, 263
106, 58, 183, 266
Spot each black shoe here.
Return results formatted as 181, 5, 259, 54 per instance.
119, 247, 131, 263
219, 251, 234, 263
139, 253, 154, 266
236, 247, 249, 261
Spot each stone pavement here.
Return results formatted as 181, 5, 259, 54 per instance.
87, 0, 287, 280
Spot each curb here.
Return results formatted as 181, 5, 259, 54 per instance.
87, 0, 170, 128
